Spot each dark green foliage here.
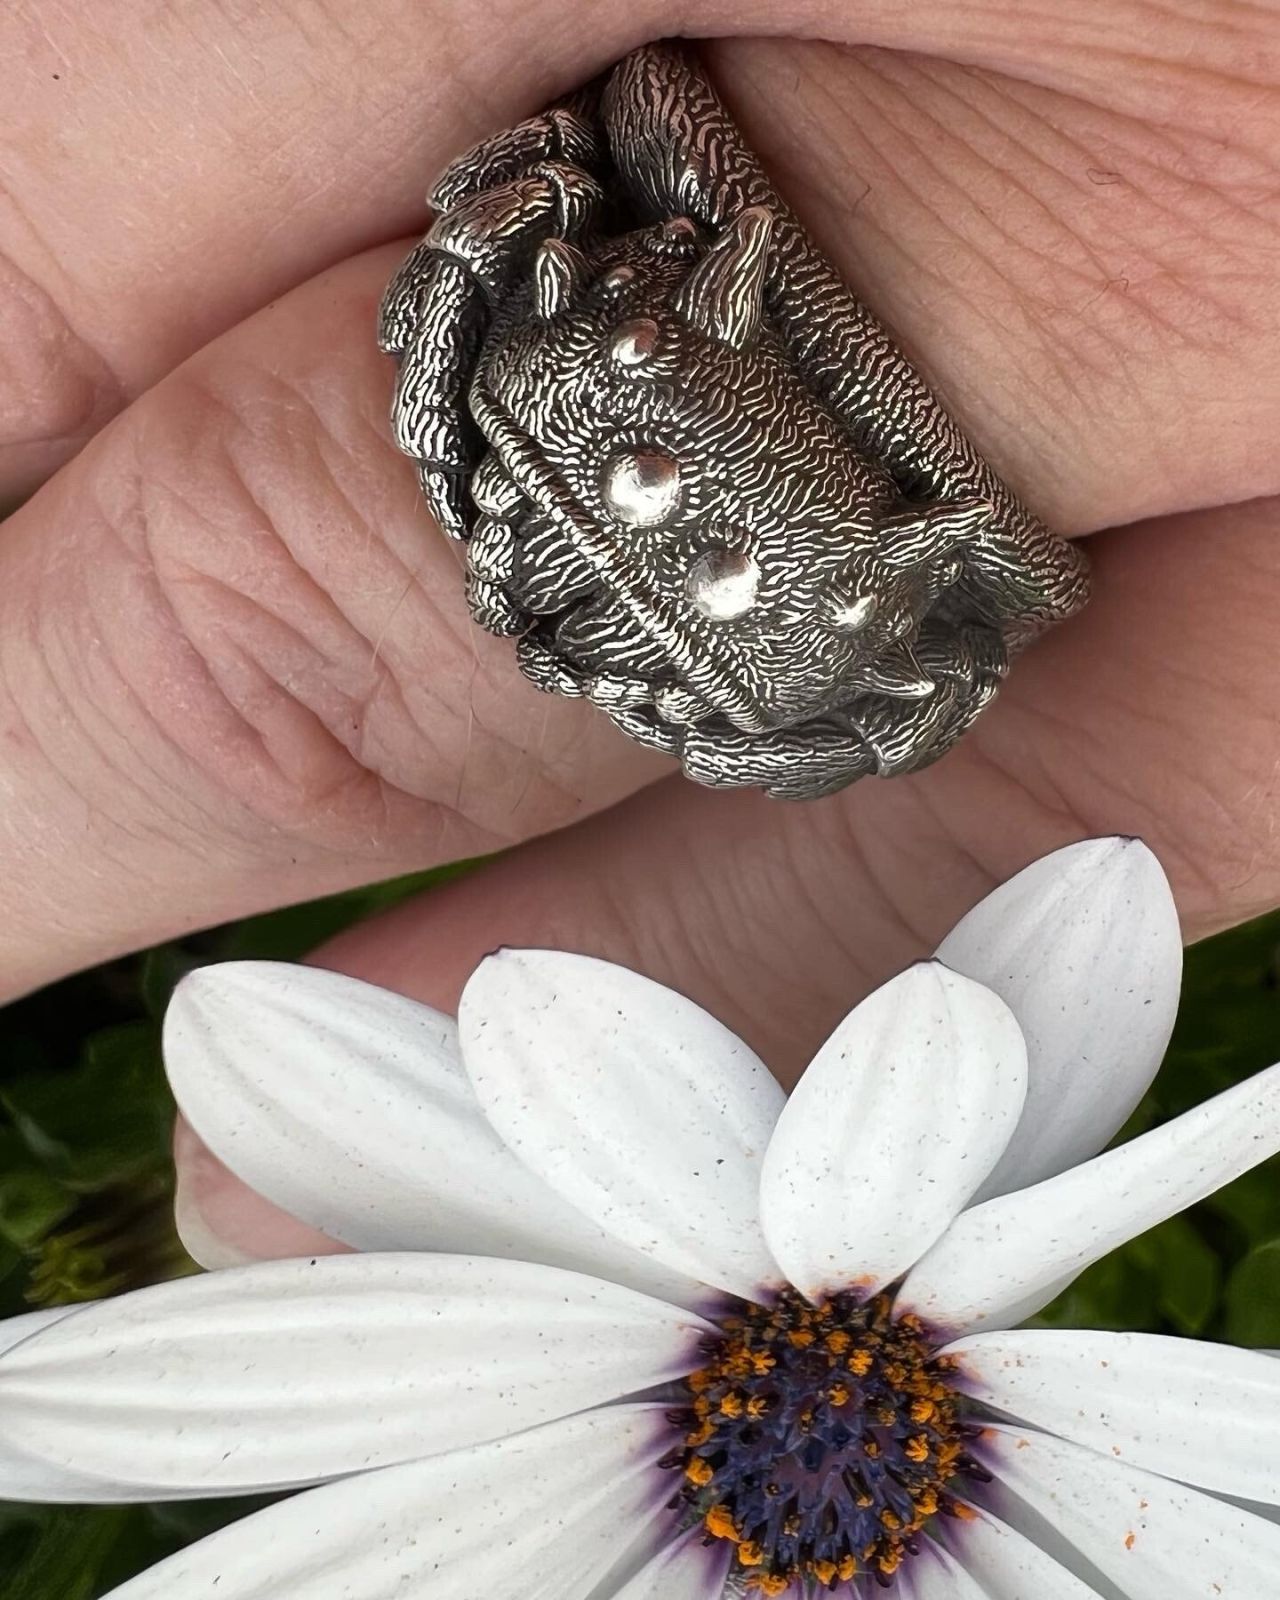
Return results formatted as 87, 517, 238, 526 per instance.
0, 881, 1276, 1596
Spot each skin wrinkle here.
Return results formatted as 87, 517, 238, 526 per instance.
716, 38, 1280, 527
783, 49, 1269, 346
0, 231, 124, 488
1, 530, 275, 961
137, 409, 553, 849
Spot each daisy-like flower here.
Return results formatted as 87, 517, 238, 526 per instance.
2, 838, 1279, 1600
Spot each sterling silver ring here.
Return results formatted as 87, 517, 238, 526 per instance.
379, 41, 1089, 799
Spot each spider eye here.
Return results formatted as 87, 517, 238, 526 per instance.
609, 317, 661, 367
828, 591, 879, 633
601, 449, 682, 526
686, 548, 760, 620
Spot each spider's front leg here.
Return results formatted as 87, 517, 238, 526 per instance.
848, 624, 1006, 778
379, 105, 608, 541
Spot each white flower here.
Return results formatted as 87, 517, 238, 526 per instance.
1, 838, 1278, 1600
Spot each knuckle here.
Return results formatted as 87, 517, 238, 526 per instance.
0, 246, 125, 493
101, 346, 599, 851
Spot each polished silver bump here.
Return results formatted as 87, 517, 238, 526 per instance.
646, 215, 700, 257
610, 317, 661, 367
600, 263, 637, 293
687, 547, 760, 620
829, 591, 879, 633
601, 449, 682, 526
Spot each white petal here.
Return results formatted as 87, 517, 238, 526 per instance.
899, 1542, 990, 1599
0, 1253, 708, 1500
167, 961, 702, 1307
603, 1527, 732, 1600
946, 1328, 1280, 1503
938, 838, 1181, 1200
101, 1403, 670, 1600
981, 1424, 1280, 1600
940, 1506, 1105, 1598
900, 1062, 1280, 1336
461, 950, 784, 1301
759, 963, 1026, 1300
0, 1307, 132, 1501
0, 1306, 79, 1355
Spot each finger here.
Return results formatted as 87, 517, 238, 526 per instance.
0, 241, 665, 1003
0, 2, 652, 500
315, 494, 1280, 1084
5, 4, 1277, 534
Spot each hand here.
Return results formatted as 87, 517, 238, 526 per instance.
2, 0, 1276, 1092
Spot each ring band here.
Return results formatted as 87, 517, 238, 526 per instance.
379, 41, 1089, 798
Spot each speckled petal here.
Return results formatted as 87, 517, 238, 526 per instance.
461, 950, 784, 1301
0, 1307, 127, 1502
98, 1404, 670, 1599
166, 961, 701, 1307
946, 1328, 1280, 1504
938, 838, 1181, 1200
900, 1063, 1280, 1337
759, 963, 1027, 1301
981, 1424, 1280, 1600
0, 1254, 708, 1500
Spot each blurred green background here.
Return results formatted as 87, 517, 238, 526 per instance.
0, 878, 1277, 1597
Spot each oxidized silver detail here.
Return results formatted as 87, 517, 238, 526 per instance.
687, 549, 760, 621
601, 449, 682, 526
379, 41, 1089, 798
609, 316, 662, 366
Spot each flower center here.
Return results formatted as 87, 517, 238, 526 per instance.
665, 1290, 982, 1593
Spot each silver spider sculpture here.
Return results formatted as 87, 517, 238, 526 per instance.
379, 43, 1089, 799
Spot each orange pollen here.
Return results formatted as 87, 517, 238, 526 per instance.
668, 1288, 984, 1593
755, 1576, 791, 1596
704, 1505, 739, 1542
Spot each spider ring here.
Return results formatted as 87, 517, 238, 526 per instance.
379, 42, 1089, 799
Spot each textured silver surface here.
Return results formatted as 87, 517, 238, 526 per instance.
379, 42, 1089, 798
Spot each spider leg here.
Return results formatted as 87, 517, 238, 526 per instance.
430, 96, 606, 213
383, 252, 485, 540
845, 623, 1005, 777
675, 716, 876, 799
381, 161, 604, 540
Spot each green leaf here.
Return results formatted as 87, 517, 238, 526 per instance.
138, 945, 194, 1021
1030, 1248, 1160, 1332
1129, 1215, 1221, 1336
0, 1167, 75, 1249
0, 1130, 75, 1247
2, 1507, 130, 1600
2, 1023, 171, 1189
1224, 1240, 1280, 1346
1205, 1163, 1280, 1250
